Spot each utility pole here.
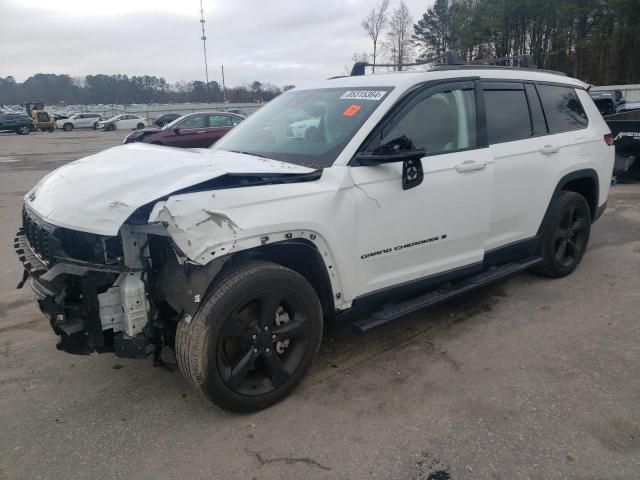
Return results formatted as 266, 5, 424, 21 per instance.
199, 0, 210, 102
221, 65, 227, 102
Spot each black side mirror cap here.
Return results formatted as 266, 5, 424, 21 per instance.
353, 149, 426, 166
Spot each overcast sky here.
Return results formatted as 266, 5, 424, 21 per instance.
0, 0, 431, 88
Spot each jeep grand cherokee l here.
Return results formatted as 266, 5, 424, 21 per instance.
15, 54, 614, 412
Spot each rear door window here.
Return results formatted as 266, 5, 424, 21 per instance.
537, 84, 588, 132
484, 83, 532, 144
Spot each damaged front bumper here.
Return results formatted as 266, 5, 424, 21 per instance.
15, 229, 150, 358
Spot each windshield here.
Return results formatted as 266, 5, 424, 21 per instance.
213, 87, 393, 168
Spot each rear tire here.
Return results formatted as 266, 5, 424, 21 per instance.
16, 126, 30, 135
136, 123, 144, 130
536, 191, 591, 278
175, 261, 323, 412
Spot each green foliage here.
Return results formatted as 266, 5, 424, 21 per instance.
0, 75, 284, 106
411, 0, 640, 84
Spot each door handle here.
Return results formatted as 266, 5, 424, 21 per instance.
540, 144, 559, 155
455, 160, 487, 173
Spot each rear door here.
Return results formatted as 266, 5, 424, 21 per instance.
204, 114, 238, 146
483, 81, 590, 252
350, 80, 495, 295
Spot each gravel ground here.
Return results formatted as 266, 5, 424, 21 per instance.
1, 130, 639, 480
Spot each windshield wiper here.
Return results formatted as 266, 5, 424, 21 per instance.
226, 149, 270, 159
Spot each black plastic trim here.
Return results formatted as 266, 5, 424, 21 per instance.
593, 200, 607, 223
536, 168, 600, 237
351, 261, 484, 308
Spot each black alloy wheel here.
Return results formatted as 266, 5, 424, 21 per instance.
537, 191, 592, 277
175, 261, 323, 412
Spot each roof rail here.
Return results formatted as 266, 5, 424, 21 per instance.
470, 54, 537, 69
350, 51, 464, 76
350, 51, 549, 76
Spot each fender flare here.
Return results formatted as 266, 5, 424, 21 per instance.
536, 168, 599, 237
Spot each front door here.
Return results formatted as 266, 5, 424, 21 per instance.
350, 81, 494, 296
168, 114, 210, 147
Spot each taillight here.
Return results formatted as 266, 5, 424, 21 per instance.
604, 133, 614, 146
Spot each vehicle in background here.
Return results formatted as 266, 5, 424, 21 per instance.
56, 113, 103, 131
31, 110, 55, 132
152, 113, 181, 127
0, 114, 34, 134
224, 108, 249, 117
96, 114, 146, 131
123, 111, 243, 147
23, 102, 45, 117
616, 99, 640, 113
590, 90, 625, 116
603, 108, 640, 180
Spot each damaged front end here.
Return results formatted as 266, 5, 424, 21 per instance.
15, 206, 226, 360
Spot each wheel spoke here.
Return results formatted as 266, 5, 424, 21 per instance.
257, 293, 282, 329
263, 352, 290, 387
273, 318, 307, 339
226, 348, 255, 390
556, 240, 568, 261
571, 216, 588, 232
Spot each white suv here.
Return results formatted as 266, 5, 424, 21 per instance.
15, 56, 614, 412
56, 113, 103, 131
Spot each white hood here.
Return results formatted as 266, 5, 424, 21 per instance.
25, 143, 314, 236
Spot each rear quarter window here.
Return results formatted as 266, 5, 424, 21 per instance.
537, 84, 588, 132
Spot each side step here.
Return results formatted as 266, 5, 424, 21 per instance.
352, 257, 542, 333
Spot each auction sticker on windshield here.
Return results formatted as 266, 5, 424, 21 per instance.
340, 90, 387, 101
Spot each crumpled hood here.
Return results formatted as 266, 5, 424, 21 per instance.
25, 143, 313, 236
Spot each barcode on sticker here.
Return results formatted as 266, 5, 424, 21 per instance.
340, 90, 387, 101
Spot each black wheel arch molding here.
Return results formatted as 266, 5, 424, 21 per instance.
537, 168, 601, 238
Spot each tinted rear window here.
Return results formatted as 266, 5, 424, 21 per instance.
537, 84, 588, 132
484, 87, 532, 144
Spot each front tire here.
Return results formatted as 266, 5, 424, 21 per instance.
136, 122, 145, 130
105, 123, 115, 131
176, 261, 323, 412
63, 123, 73, 131
537, 191, 591, 278
16, 125, 30, 135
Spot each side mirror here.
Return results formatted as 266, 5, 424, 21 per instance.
173, 126, 181, 134
354, 149, 425, 190
353, 148, 425, 166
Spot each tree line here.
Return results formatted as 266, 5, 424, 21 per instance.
360, 0, 640, 85
0, 74, 295, 106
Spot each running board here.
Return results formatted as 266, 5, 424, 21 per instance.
352, 257, 542, 333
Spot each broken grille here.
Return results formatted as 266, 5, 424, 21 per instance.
22, 208, 54, 264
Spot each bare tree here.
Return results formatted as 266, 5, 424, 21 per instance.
361, 0, 390, 72
385, 1, 414, 71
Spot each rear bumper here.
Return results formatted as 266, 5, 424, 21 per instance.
14, 230, 149, 358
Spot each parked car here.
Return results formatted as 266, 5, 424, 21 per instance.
96, 114, 146, 131
153, 113, 181, 127
589, 89, 625, 116
616, 100, 640, 113
123, 112, 243, 147
15, 52, 614, 413
56, 113, 103, 131
0, 114, 33, 134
